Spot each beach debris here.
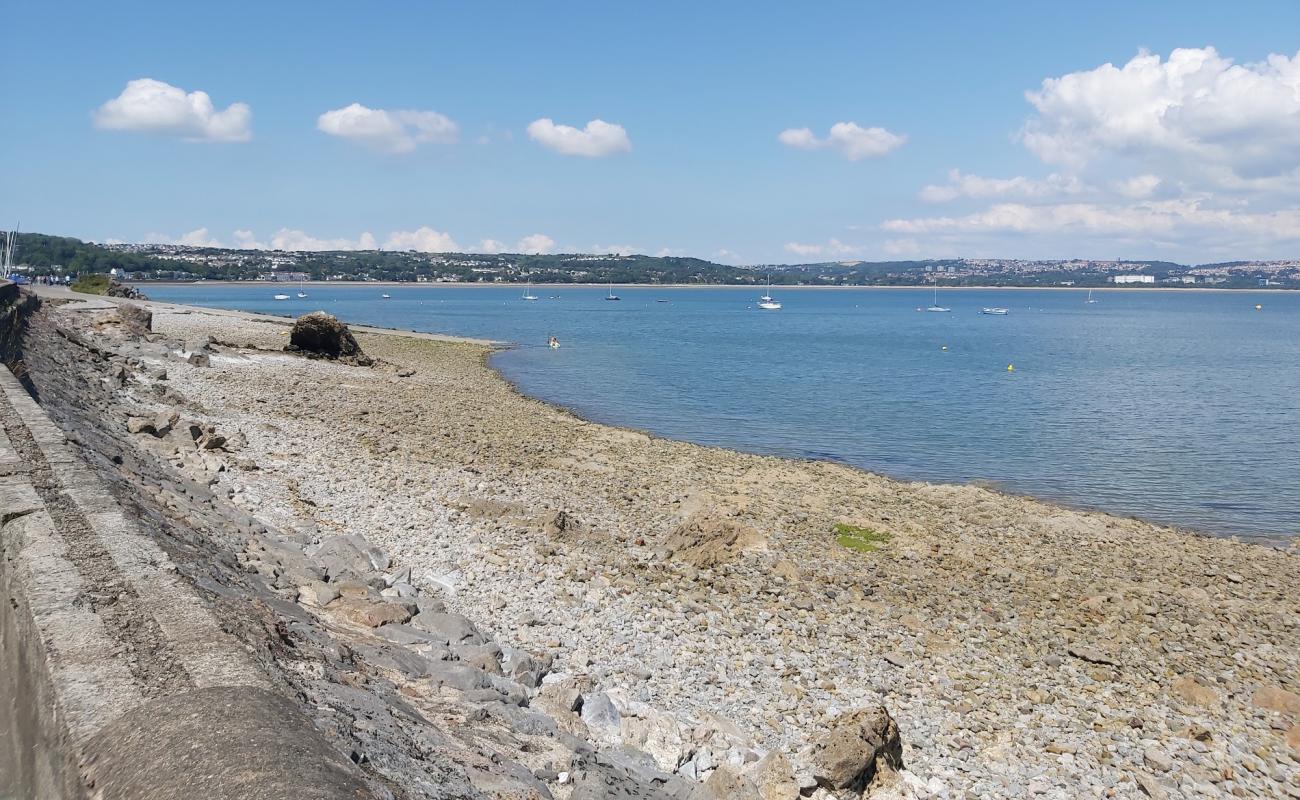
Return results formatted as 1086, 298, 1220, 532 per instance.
286, 311, 374, 365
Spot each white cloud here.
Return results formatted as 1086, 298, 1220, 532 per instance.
783, 238, 861, 258
712, 249, 743, 264
593, 244, 640, 255
883, 238, 922, 256
1114, 174, 1162, 199
475, 239, 507, 253
882, 200, 1300, 243
232, 229, 265, 249
384, 226, 461, 252
920, 169, 1083, 202
527, 118, 631, 157
143, 227, 224, 247
317, 103, 458, 154
777, 122, 905, 160
266, 228, 377, 251
1021, 47, 1300, 183
94, 78, 251, 142
516, 234, 556, 254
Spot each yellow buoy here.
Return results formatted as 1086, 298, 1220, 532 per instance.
1007, 364, 1014, 372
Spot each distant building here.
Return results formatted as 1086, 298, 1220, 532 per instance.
1111, 274, 1155, 284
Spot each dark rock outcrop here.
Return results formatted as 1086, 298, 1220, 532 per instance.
106, 279, 148, 300
286, 311, 373, 366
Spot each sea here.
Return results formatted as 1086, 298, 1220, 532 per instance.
142, 283, 1300, 542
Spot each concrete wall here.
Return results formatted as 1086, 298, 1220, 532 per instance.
0, 285, 374, 799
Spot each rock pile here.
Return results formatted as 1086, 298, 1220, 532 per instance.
286, 311, 373, 365
105, 278, 148, 300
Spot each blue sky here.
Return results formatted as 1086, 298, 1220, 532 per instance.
4, 1, 1300, 263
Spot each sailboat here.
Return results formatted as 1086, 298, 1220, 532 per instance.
296, 280, 307, 299
757, 278, 781, 310
521, 283, 539, 301
1086, 288, 1099, 304
925, 285, 950, 312
605, 281, 621, 301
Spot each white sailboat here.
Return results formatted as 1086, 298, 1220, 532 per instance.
296, 280, 307, 298
605, 281, 621, 301
925, 285, 950, 312
757, 278, 781, 310
521, 283, 539, 301
1086, 288, 1098, 304
273, 293, 290, 300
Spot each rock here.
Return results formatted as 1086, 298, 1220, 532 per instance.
696, 765, 758, 799
396, 367, 416, 377
333, 598, 414, 628
1134, 771, 1168, 800
1252, 685, 1300, 714
186, 351, 210, 367
1143, 746, 1174, 772
411, 610, 486, 645
539, 509, 580, 538
152, 411, 178, 437
117, 303, 152, 332
105, 279, 147, 299
667, 511, 765, 568
581, 692, 622, 739
286, 311, 373, 366
1170, 676, 1220, 708
1067, 645, 1117, 666
810, 706, 903, 792
883, 652, 911, 668
297, 582, 341, 608
501, 646, 544, 687
454, 642, 504, 674
126, 416, 155, 435
1286, 724, 1300, 759
751, 752, 799, 800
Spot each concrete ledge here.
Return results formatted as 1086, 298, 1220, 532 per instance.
81, 687, 372, 800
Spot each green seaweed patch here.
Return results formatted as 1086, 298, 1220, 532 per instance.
834, 523, 891, 553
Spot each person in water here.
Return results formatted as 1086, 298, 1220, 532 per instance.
548, 336, 560, 349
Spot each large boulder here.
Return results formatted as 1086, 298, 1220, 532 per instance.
117, 303, 153, 332
286, 311, 373, 365
106, 278, 148, 299
810, 706, 903, 792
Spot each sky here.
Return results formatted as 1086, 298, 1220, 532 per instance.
3, 0, 1300, 264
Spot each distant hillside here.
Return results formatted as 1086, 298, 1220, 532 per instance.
6, 232, 1297, 288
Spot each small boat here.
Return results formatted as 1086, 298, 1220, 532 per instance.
522, 283, 539, 301
925, 285, 950, 312
1086, 289, 1098, 304
296, 281, 307, 298
757, 278, 781, 310
381, 293, 391, 299
605, 282, 620, 301
981, 307, 1009, 315
656, 298, 670, 303
273, 293, 290, 300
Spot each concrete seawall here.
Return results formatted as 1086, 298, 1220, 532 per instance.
0, 283, 374, 799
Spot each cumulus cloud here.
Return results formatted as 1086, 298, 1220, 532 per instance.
1021, 47, 1300, 182
1114, 174, 1163, 199
783, 238, 861, 258
882, 200, 1300, 242
265, 229, 377, 251
475, 239, 507, 253
920, 170, 1083, 202
777, 122, 905, 160
516, 233, 556, 254
143, 227, 224, 247
94, 78, 251, 142
527, 118, 631, 157
384, 226, 461, 252
317, 103, 458, 154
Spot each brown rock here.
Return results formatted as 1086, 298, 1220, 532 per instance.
1286, 724, 1300, 759
286, 311, 373, 366
752, 751, 799, 800
696, 765, 758, 800
117, 303, 152, 332
1171, 676, 1220, 708
1251, 685, 1300, 714
667, 511, 766, 568
333, 598, 413, 628
811, 706, 903, 791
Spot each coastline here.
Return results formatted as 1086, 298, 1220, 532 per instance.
129, 280, 1296, 293
52, 287, 1297, 797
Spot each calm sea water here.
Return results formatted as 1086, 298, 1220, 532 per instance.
143, 283, 1300, 541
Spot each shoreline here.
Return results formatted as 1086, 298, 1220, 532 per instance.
43, 285, 1299, 796
124, 280, 1295, 293
52, 285, 1292, 546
